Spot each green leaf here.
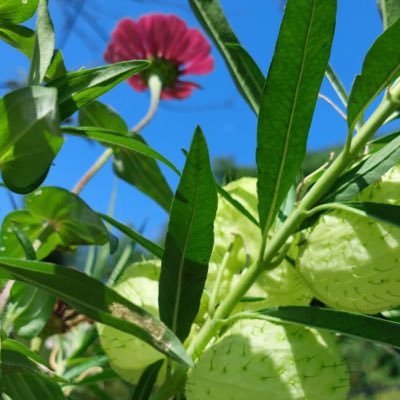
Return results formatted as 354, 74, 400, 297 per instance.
347, 18, 400, 133
47, 60, 149, 120
259, 306, 400, 349
99, 213, 164, 259
28, 0, 54, 85
1, 349, 66, 400
256, 0, 336, 232
62, 126, 179, 175
325, 133, 400, 202
0, 86, 63, 194
113, 135, 174, 212
45, 50, 67, 81
189, 0, 262, 114
2, 338, 49, 366
0, 23, 35, 57
3, 283, 55, 338
78, 101, 174, 211
216, 183, 259, 227
344, 201, 400, 229
377, 0, 400, 30
159, 127, 217, 341
0, 257, 192, 366
132, 360, 164, 400
0, 187, 110, 260
79, 100, 128, 134
0, 0, 39, 24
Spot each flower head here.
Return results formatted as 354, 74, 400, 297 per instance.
105, 14, 213, 99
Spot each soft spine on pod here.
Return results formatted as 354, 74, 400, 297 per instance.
298, 165, 400, 313
185, 318, 349, 400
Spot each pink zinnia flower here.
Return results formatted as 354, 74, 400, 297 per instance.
104, 14, 214, 100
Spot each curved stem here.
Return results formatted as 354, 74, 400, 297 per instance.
71, 75, 162, 195
187, 80, 400, 361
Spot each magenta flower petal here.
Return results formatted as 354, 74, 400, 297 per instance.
104, 13, 213, 100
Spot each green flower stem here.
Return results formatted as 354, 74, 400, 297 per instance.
187, 81, 400, 363
71, 75, 162, 195
325, 64, 349, 107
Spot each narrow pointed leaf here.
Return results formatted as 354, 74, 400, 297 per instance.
132, 360, 164, 400
0, 23, 35, 57
189, 0, 262, 114
159, 127, 217, 341
0, 257, 192, 366
0, 86, 63, 194
113, 136, 174, 212
257, 0, 336, 232
325, 133, 400, 202
216, 183, 259, 227
2, 349, 66, 400
0, 0, 39, 23
79, 101, 174, 210
259, 306, 400, 349
99, 213, 164, 259
377, 0, 400, 30
62, 126, 179, 175
345, 202, 400, 228
79, 100, 128, 134
2, 338, 49, 367
28, 0, 54, 85
47, 60, 149, 120
347, 18, 400, 133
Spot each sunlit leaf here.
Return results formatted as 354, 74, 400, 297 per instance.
47, 60, 149, 120
4, 282, 55, 338
189, 0, 262, 114
377, 0, 400, 29
79, 100, 128, 134
0, 0, 39, 24
62, 126, 179, 175
0, 86, 63, 194
0, 257, 192, 366
257, 0, 336, 232
79, 101, 174, 211
159, 127, 217, 341
28, 0, 54, 85
0, 187, 109, 260
0, 23, 35, 57
347, 18, 400, 133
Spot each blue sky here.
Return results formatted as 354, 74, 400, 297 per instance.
0, 0, 395, 239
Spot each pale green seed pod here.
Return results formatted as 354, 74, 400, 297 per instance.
185, 319, 349, 400
207, 177, 312, 312
298, 165, 400, 313
97, 259, 165, 384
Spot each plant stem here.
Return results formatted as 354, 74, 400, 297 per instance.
187, 80, 400, 360
71, 75, 162, 195
325, 64, 349, 107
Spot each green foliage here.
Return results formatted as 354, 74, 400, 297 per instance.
347, 17, 400, 133
257, 0, 336, 232
0, 86, 62, 193
2, 0, 400, 398
0, 0, 39, 24
159, 127, 217, 341
188, 0, 263, 114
